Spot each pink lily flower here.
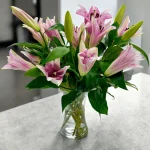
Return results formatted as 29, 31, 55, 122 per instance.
1, 50, 35, 71
104, 45, 143, 77
118, 16, 130, 36
11, 6, 40, 31
21, 51, 40, 64
118, 16, 143, 37
23, 24, 46, 47
78, 40, 98, 76
34, 17, 49, 43
89, 18, 115, 47
76, 5, 112, 34
42, 17, 63, 44
72, 23, 86, 48
36, 59, 70, 86
76, 5, 111, 24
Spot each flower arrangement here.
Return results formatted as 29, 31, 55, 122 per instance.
2, 5, 149, 139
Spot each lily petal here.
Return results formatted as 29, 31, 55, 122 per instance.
21, 51, 40, 64
104, 45, 143, 77
78, 41, 98, 76
2, 50, 35, 71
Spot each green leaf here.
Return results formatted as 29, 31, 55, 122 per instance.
100, 46, 123, 73
107, 22, 119, 46
102, 46, 123, 62
88, 88, 108, 115
131, 43, 149, 65
64, 11, 73, 42
26, 76, 58, 89
97, 42, 106, 55
50, 36, 63, 46
59, 32, 65, 45
121, 21, 143, 41
48, 23, 64, 31
44, 47, 70, 63
85, 72, 99, 90
61, 90, 78, 112
125, 81, 138, 90
24, 68, 43, 77
114, 4, 126, 25
108, 72, 127, 90
100, 61, 111, 73
9, 42, 43, 50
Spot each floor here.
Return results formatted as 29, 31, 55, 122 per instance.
0, 48, 58, 112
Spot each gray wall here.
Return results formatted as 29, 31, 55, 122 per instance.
0, 0, 12, 41
41, 0, 60, 21
117, 0, 150, 74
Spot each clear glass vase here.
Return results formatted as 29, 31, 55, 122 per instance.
60, 92, 88, 139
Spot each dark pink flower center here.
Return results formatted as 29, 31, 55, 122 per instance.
45, 63, 63, 79
80, 50, 96, 64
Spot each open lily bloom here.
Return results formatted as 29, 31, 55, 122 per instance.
118, 16, 143, 37
104, 45, 143, 77
37, 59, 70, 86
72, 23, 86, 48
118, 16, 130, 36
11, 6, 40, 31
42, 17, 63, 44
1, 50, 35, 71
76, 5, 112, 35
89, 18, 115, 47
76, 5, 112, 24
78, 40, 98, 76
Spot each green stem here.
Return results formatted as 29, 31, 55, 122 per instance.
68, 68, 80, 79
39, 31, 49, 50
70, 43, 76, 69
60, 86, 74, 91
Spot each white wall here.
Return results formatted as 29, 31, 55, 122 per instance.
60, 0, 117, 25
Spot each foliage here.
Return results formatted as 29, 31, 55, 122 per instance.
3, 4, 149, 116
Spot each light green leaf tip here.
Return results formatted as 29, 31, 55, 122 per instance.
114, 4, 126, 25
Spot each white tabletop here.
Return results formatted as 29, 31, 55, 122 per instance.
0, 73, 150, 150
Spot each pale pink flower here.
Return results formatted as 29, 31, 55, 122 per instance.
23, 18, 49, 47
1, 50, 35, 71
89, 18, 115, 47
118, 16, 143, 37
78, 40, 98, 76
76, 5, 112, 34
11, 6, 40, 31
36, 59, 70, 86
72, 23, 86, 48
23, 24, 47, 47
21, 51, 40, 64
104, 45, 143, 77
118, 16, 130, 36
42, 17, 63, 44
76, 5, 111, 24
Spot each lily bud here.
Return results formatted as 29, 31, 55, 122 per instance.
64, 11, 73, 42
11, 6, 40, 32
